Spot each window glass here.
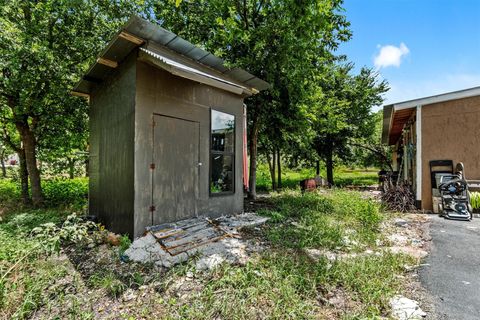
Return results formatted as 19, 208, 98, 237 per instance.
210, 110, 235, 194
211, 110, 234, 153
210, 155, 233, 193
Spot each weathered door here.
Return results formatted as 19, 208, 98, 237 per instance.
152, 115, 199, 225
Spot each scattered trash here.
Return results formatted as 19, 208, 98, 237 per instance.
390, 295, 426, 320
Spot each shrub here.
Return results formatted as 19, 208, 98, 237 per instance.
0, 177, 88, 208
0, 179, 20, 203
42, 177, 88, 207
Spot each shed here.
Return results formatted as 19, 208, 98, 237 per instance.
382, 86, 480, 211
73, 16, 269, 237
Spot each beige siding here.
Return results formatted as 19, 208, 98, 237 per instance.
421, 95, 480, 210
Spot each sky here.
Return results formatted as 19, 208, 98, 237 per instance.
338, 0, 480, 108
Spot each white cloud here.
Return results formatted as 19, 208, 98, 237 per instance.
374, 43, 410, 69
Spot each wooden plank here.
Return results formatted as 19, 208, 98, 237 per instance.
168, 234, 229, 256
163, 228, 219, 249
97, 57, 118, 68
153, 228, 183, 239
119, 31, 144, 45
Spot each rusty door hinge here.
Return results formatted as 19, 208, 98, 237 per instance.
149, 205, 156, 212
150, 163, 155, 170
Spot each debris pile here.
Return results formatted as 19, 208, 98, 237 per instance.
382, 182, 417, 212
124, 213, 268, 270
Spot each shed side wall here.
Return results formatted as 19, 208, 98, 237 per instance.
89, 53, 136, 235
421, 95, 480, 210
133, 61, 244, 237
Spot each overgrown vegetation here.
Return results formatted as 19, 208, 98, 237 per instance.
0, 187, 415, 319
262, 190, 382, 250
0, 177, 88, 208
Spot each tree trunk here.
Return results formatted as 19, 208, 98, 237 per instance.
67, 157, 74, 179
17, 122, 44, 206
248, 116, 259, 200
266, 151, 276, 191
85, 157, 89, 177
316, 160, 320, 176
277, 148, 282, 189
18, 148, 31, 205
325, 147, 334, 186
0, 151, 6, 178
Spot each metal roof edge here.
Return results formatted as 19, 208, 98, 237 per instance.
73, 15, 269, 95
391, 86, 480, 110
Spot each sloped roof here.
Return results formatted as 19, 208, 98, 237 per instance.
382, 86, 480, 145
73, 16, 269, 96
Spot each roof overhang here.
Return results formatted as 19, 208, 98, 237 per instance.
138, 47, 249, 96
382, 105, 416, 145
382, 86, 480, 145
72, 15, 270, 97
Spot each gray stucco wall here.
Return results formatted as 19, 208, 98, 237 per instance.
133, 60, 245, 237
89, 53, 136, 236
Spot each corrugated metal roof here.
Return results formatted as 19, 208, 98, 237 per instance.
139, 48, 245, 95
73, 15, 269, 95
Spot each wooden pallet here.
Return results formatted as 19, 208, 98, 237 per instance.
151, 218, 231, 256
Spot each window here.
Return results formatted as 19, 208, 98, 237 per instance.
210, 110, 235, 194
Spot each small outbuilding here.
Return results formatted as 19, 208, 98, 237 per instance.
382, 86, 480, 211
73, 16, 269, 237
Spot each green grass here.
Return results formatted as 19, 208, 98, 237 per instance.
256, 163, 379, 191
261, 189, 382, 250
0, 188, 414, 319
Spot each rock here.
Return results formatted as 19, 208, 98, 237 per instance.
394, 218, 409, 227
122, 289, 137, 302
388, 246, 428, 259
390, 295, 426, 319
195, 253, 226, 271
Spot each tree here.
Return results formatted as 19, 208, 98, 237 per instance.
311, 64, 388, 185
348, 110, 393, 171
152, 0, 351, 198
0, 0, 145, 206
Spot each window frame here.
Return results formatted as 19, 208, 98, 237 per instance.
209, 108, 235, 197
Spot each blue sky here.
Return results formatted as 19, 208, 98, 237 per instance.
338, 0, 480, 108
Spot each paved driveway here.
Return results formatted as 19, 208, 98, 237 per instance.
419, 215, 480, 320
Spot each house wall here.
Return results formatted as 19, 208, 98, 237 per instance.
421, 95, 480, 210
89, 53, 136, 236
133, 61, 244, 237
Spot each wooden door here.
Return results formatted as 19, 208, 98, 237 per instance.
152, 115, 199, 225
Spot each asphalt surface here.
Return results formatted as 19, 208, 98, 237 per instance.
419, 215, 480, 320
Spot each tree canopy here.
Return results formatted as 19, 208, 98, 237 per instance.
0, 0, 390, 204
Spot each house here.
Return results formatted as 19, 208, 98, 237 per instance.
72, 16, 269, 237
382, 86, 480, 211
